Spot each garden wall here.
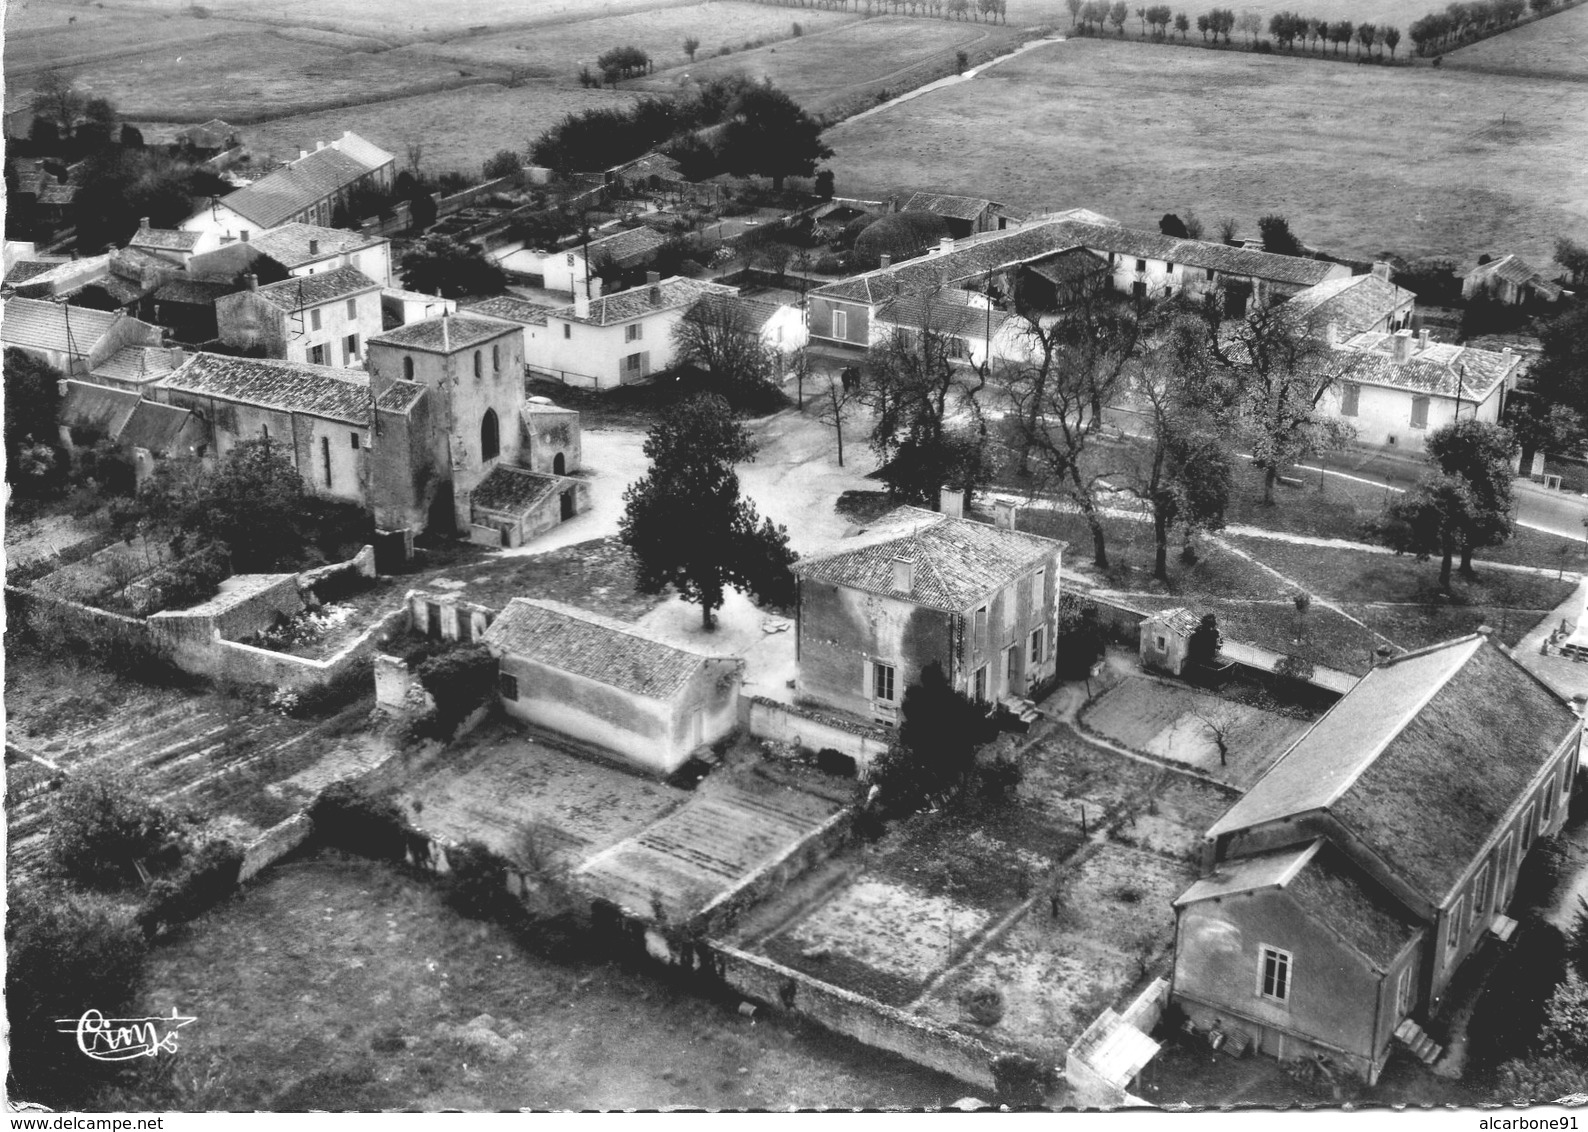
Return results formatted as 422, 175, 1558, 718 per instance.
204, 606, 408, 690
149, 573, 303, 644
1079, 595, 1149, 646
690, 807, 855, 939
701, 941, 1000, 1093
238, 813, 314, 883
744, 696, 891, 776
435, 174, 521, 219
299, 544, 377, 594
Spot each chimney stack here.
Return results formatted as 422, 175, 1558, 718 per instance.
573, 291, 590, 320
308, 238, 319, 256
139, 217, 150, 231
1419, 328, 1431, 349
316, 140, 325, 151
648, 273, 661, 305
940, 488, 964, 519
1371, 261, 1392, 281
890, 557, 915, 594
1390, 329, 1414, 364
993, 498, 1019, 531
299, 149, 309, 161
939, 236, 954, 255
168, 346, 184, 368
245, 273, 258, 291
879, 253, 891, 269
1325, 321, 1338, 347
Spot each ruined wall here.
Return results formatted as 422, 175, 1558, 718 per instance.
744, 697, 891, 776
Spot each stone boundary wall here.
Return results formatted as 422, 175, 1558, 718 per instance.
744, 696, 891, 776
702, 941, 1001, 1092
690, 806, 855, 938
205, 606, 408, 689
298, 544, 377, 594
238, 813, 314, 883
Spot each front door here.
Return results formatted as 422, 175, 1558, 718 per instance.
1006, 644, 1020, 696
560, 489, 576, 521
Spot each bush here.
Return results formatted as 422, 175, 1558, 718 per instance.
813, 252, 848, 273
852, 212, 954, 270
146, 541, 230, 611
962, 984, 1005, 1026
482, 149, 522, 181
1465, 919, 1567, 1077
309, 781, 412, 862
6, 890, 150, 1106
137, 837, 244, 934
47, 771, 186, 891
414, 643, 496, 738
442, 838, 511, 920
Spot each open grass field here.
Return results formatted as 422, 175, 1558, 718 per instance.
825, 35, 1588, 265
407, 4, 860, 75
120, 850, 964, 1110
633, 15, 1016, 112
1444, 0, 1588, 82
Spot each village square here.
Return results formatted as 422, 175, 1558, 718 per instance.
4, 0, 1588, 1112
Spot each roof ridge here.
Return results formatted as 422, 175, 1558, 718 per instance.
511, 596, 715, 657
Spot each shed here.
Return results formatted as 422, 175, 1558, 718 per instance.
465, 464, 589, 548
1139, 607, 1201, 675
482, 597, 744, 775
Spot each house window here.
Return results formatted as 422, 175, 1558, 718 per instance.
309, 343, 328, 366
1258, 945, 1292, 1003
346, 298, 357, 319
1340, 383, 1360, 416
1006, 643, 1020, 685
310, 308, 322, 331
1208, 270, 1218, 285
499, 672, 519, 701
1523, 803, 1537, 850
1136, 259, 1147, 273
563, 323, 571, 339
1395, 965, 1414, 1020
481, 408, 500, 462
832, 309, 848, 339
974, 605, 988, 639
1165, 262, 1175, 274
343, 333, 359, 364
492, 344, 500, 373
1471, 863, 1491, 930
623, 352, 644, 376
320, 436, 332, 488
625, 322, 643, 342
1156, 635, 1168, 651
1410, 396, 1430, 429
474, 351, 483, 379
974, 665, 988, 703
1035, 568, 1046, 603
1030, 627, 1044, 665
1447, 897, 1465, 953
1544, 777, 1558, 821
350, 432, 361, 450
872, 661, 896, 703
403, 356, 414, 380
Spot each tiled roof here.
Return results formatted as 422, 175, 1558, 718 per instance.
464, 295, 552, 326
483, 597, 723, 700
244, 222, 381, 268
326, 131, 395, 172
90, 346, 181, 386
584, 225, 667, 267
1467, 254, 1564, 301
82, 275, 150, 307
813, 218, 1342, 305
369, 313, 514, 352
38, 183, 77, 206
119, 400, 195, 453
550, 276, 735, 327
60, 379, 140, 436
875, 289, 1012, 341
794, 506, 1062, 612
1026, 247, 1109, 286
220, 136, 389, 229
154, 278, 236, 306
1340, 331, 1521, 400
129, 228, 202, 253
252, 264, 380, 311
610, 151, 681, 178
112, 246, 178, 280
3, 259, 67, 286
1286, 274, 1414, 338
1, 296, 123, 354
374, 379, 425, 413
175, 119, 237, 149
469, 465, 563, 515
902, 192, 1000, 222
1207, 635, 1578, 905
159, 352, 374, 424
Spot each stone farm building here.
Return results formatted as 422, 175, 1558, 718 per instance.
483, 598, 744, 776
1172, 634, 1582, 1083
1284, 271, 1416, 339
1, 296, 165, 377
539, 226, 667, 297
215, 266, 384, 368
181, 132, 396, 245
1461, 254, 1564, 306
792, 501, 1063, 726
899, 192, 1020, 239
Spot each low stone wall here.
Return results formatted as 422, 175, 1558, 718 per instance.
690, 806, 855, 939
1081, 594, 1150, 647
744, 696, 891, 776
207, 606, 408, 689
150, 573, 303, 644
299, 544, 376, 595
703, 941, 1000, 1092
239, 813, 314, 883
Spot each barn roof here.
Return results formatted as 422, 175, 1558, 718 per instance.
901, 192, 1001, 222
1, 296, 126, 355
548, 276, 735, 327
369, 313, 515, 353
159, 352, 373, 424
119, 399, 195, 454
468, 465, 563, 515
219, 133, 393, 228
1286, 274, 1415, 338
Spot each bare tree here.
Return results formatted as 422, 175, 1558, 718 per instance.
405, 141, 424, 176
1193, 702, 1241, 766
1217, 217, 1239, 244
672, 294, 779, 394
816, 369, 857, 466
31, 70, 83, 136
1236, 8, 1262, 43
683, 35, 701, 61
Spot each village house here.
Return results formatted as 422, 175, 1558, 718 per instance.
187, 222, 394, 288
539, 226, 668, 297
148, 278, 238, 344
58, 378, 206, 486
900, 192, 1020, 239
870, 287, 1026, 370
1284, 270, 1417, 339
1171, 633, 1582, 1084
1, 295, 164, 378
1461, 254, 1564, 306
462, 294, 552, 356
215, 266, 384, 368
1324, 329, 1526, 451
180, 131, 396, 245
791, 499, 1063, 726
128, 218, 216, 266
482, 597, 745, 776
525, 274, 736, 389
170, 119, 240, 159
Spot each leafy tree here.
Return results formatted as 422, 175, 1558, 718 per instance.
1203, 298, 1361, 503
482, 149, 521, 180
1236, 9, 1262, 43
400, 233, 505, 298
119, 123, 145, 148
139, 438, 312, 572
6, 889, 150, 1106
72, 148, 231, 253
814, 168, 835, 200
1383, 25, 1401, 57
1426, 419, 1518, 576
1002, 293, 1147, 567
597, 44, 651, 85
1066, 0, 1083, 24
1174, 11, 1190, 38
671, 294, 780, 408
1356, 21, 1377, 56
859, 289, 990, 509
875, 661, 995, 811
1186, 612, 1222, 665
5, 349, 66, 488
414, 643, 497, 738
683, 35, 701, 61
1258, 213, 1303, 257
1508, 401, 1583, 469
1370, 473, 1474, 590
1160, 213, 1189, 238
46, 770, 184, 890
620, 395, 797, 628
1556, 237, 1588, 288
1196, 11, 1211, 37
30, 69, 83, 138
1528, 305, 1588, 422
716, 85, 833, 191
1328, 17, 1354, 53
1109, 0, 1129, 33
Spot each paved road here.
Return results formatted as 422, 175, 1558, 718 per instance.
1513, 479, 1588, 542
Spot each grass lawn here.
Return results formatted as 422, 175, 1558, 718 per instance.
115, 849, 965, 1110
1223, 532, 1578, 610
1444, 0, 1588, 82
824, 35, 1588, 265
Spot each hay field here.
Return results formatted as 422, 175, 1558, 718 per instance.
408, 3, 860, 75
634, 15, 1013, 112
1444, 0, 1588, 81
825, 36, 1588, 265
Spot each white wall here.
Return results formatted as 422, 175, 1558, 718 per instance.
1325, 381, 1503, 452
283, 289, 384, 368
527, 309, 685, 389
292, 241, 393, 288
